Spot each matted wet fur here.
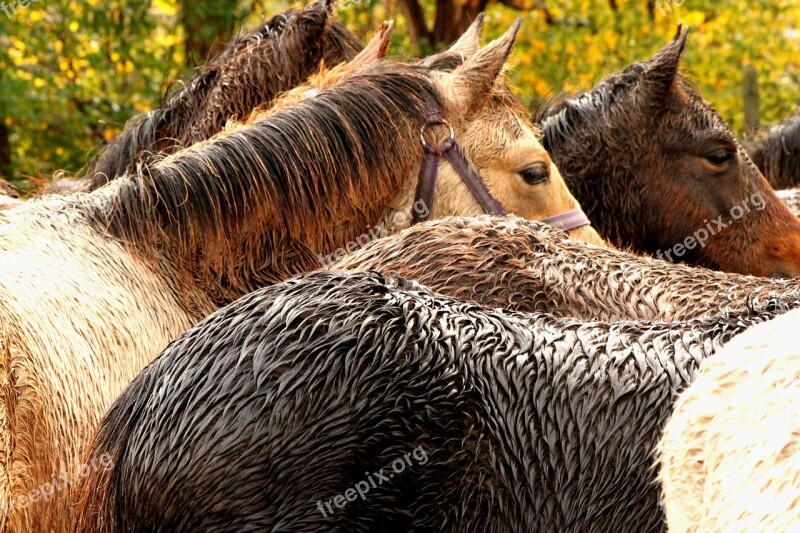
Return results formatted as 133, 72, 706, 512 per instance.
747, 112, 800, 189
72, 270, 799, 532
659, 308, 800, 532
778, 187, 800, 218
535, 27, 800, 278
333, 215, 800, 322
0, 20, 582, 531
47, 0, 362, 193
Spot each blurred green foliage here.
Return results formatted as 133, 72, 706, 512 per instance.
0, 0, 798, 189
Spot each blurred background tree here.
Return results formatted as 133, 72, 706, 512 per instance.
0, 0, 798, 189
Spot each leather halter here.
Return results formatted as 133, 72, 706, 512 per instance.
411, 109, 591, 232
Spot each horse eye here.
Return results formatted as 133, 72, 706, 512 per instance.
705, 150, 734, 167
520, 164, 549, 185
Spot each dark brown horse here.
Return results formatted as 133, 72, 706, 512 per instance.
72, 270, 799, 532
46, 0, 361, 193
747, 112, 800, 189
536, 27, 800, 278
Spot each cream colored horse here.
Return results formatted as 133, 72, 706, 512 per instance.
0, 20, 600, 532
658, 308, 800, 532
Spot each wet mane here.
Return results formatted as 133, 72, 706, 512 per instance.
534, 62, 654, 149
73, 4, 361, 192
747, 113, 800, 189
96, 61, 442, 301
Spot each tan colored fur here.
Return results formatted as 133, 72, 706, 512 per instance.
658, 308, 800, 532
0, 196, 209, 531
232, 22, 605, 246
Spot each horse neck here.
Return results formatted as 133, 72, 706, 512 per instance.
338, 217, 800, 322
96, 127, 424, 305
374, 162, 490, 235
504, 229, 800, 321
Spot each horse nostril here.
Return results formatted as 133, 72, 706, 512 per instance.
771, 270, 794, 280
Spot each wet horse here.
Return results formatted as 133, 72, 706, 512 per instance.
73, 270, 799, 532
332, 215, 800, 322
44, 0, 362, 194
659, 308, 800, 532
0, 20, 597, 531
536, 27, 800, 278
747, 112, 800, 189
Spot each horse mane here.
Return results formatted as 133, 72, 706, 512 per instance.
96, 61, 442, 302
533, 62, 653, 149
72, 4, 361, 192
746, 113, 800, 189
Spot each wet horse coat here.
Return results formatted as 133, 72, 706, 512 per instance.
333, 216, 800, 322
73, 271, 800, 532
0, 23, 579, 531
747, 113, 800, 189
659, 308, 800, 532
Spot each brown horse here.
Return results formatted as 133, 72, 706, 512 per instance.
332, 215, 800, 322
536, 27, 800, 278
0, 20, 597, 531
747, 112, 800, 189
43, 0, 362, 194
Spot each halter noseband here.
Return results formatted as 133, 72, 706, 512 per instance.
411, 108, 591, 232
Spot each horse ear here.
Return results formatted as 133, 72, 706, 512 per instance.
306, 0, 337, 17
638, 25, 689, 102
444, 18, 521, 112
344, 21, 394, 71
292, 0, 336, 42
446, 13, 485, 59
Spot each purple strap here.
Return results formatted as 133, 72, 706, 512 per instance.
541, 209, 591, 231
413, 112, 506, 224
412, 146, 441, 225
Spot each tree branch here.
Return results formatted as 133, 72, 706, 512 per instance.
398, 0, 431, 47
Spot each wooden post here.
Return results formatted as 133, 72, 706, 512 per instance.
743, 64, 760, 133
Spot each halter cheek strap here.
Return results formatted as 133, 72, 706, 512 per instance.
412, 108, 591, 232
413, 110, 506, 225
540, 209, 592, 232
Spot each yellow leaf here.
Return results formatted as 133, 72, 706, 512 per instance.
69, 21, 79, 32
33, 78, 45, 88
4, 118, 12, 126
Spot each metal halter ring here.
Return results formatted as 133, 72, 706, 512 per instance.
420, 119, 455, 147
